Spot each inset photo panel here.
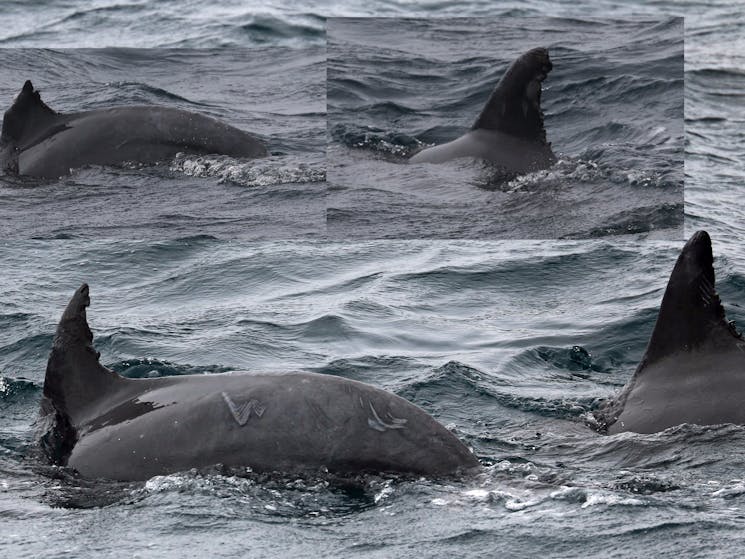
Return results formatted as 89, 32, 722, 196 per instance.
0, 47, 326, 240
327, 17, 684, 239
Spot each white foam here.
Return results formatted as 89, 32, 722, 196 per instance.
581, 492, 646, 508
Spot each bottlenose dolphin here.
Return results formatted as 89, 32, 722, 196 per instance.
1, 81, 267, 178
38, 284, 479, 481
409, 47, 556, 173
595, 231, 745, 434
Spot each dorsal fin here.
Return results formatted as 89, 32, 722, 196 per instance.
471, 47, 552, 143
642, 231, 743, 365
1, 80, 58, 146
40, 284, 121, 463
18, 80, 56, 115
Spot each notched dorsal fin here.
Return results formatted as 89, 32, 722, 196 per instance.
1, 80, 58, 145
42, 284, 121, 456
472, 47, 552, 143
643, 231, 742, 364
17, 80, 56, 114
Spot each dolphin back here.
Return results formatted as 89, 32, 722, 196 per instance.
40, 286, 480, 480
2, 81, 268, 177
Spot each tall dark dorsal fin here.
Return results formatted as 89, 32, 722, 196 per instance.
471, 47, 552, 144
17, 80, 56, 115
41, 285, 121, 463
642, 231, 742, 365
1, 80, 58, 145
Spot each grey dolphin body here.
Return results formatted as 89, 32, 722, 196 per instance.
39, 285, 479, 481
1, 81, 267, 178
409, 47, 556, 172
595, 231, 745, 434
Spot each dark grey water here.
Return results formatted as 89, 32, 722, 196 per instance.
1, 2, 745, 559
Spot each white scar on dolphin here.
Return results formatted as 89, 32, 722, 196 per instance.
409, 47, 556, 174
595, 231, 745, 434
37, 284, 479, 481
0, 80, 267, 178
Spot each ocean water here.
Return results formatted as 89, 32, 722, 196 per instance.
327, 17, 684, 239
0, 47, 326, 240
4, 237, 745, 557
2, 1, 745, 558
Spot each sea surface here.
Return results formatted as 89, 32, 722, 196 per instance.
327, 17, 684, 239
2, 1, 745, 558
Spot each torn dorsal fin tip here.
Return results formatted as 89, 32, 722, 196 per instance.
643, 230, 739, 363
19, 80, 40, 103
72, 282, 90, 307
59, 283, 92, 338
14, 80, 57, 116
472, 47, 552, 143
